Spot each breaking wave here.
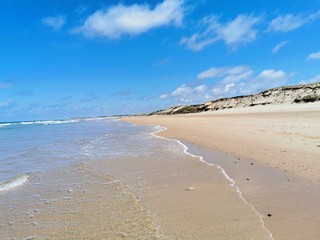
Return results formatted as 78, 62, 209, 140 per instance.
20, 119, 80, 125
0, 173, 29, 193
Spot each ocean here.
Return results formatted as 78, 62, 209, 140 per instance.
0, 117, 164, 188
0, 117, 189, 239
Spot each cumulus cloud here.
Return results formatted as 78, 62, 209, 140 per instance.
159, 66, 292, 104
268, 11, 320, 32
181, 14, 261, 51
272, 40, 289, 54
160, 84, 209, 103
248, 69, 290, 92
208, 68, 291, 97
42, 15, 66, 31
76, 0, 184, 39
307, 51, 320, 60
256, 69, 288, 80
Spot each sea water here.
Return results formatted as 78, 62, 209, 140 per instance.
0, 117, 188, 239
0, 117, 164, 192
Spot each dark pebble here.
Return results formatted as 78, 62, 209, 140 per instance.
250, 163, 254, 165
246, 178, 250, 181
267, 213, 272, 217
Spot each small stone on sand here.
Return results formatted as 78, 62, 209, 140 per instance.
24, 236, 36, 240
186, 187, 194, 191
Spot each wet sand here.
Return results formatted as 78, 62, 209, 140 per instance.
125, 103, 320, 239
89, 143, 272, 239
0, 164, 162, 239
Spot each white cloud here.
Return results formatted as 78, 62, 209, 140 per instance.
299, 74, 320, 84
171, 84, 192, 97
197, 65, 251, 79
221, 70, 253, 84
181, 14, 261, 51
76, 0, 184, 39
164, 84, 209, 103
256, 69, 288, 80
160, 66, 292, 104
180, 33, 217, 52
214, 69, 291, 96
42, 15, 66, 31
219, 15, 260, 46
307, 51, 320, 60
272, 40, 288, 54
159, 94, 169, 99
268, 14, 304, 32
194, 85, 207, 92
268, 11, 320, 32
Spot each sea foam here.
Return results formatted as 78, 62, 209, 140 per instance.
20, 119, 80, 125
0, 123, 12, 128
0, 173, 29, 192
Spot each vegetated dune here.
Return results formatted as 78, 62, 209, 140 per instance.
150, 82, 320, 115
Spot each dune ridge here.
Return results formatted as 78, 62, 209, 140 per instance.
150, 82, 320, 115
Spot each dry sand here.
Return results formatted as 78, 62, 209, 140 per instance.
124, 102, 320, 240
127, 103, 320, 184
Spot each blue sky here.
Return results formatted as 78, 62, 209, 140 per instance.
1, 0, 320, 121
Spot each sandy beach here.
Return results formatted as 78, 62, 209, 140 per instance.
124, 102, 320, 239
127, 103, 320, 184
1, 103, 319, 239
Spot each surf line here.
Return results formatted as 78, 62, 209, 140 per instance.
0, 173, 29, 193
151, 125, 273, 240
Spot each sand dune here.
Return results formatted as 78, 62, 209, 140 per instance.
150, 82, 320, 115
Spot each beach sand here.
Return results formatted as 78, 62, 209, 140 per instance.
124, 102, 320, 239
127, 103, 320, 184
1, 103, 319, 239
1, 139, 273, 240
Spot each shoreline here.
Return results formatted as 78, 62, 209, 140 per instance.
125, 103, 320, 185
124, 102, 320, 239
90, 125, 273, 239
151, 126, 273, 239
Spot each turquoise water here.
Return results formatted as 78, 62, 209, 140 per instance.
0, 117, 158, 186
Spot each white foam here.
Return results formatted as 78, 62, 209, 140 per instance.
20, 119, 80, 125
0, 173, 29, 192
150, 125, 273, 240
0, 123, 12, 128
83, 116, 116, 121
